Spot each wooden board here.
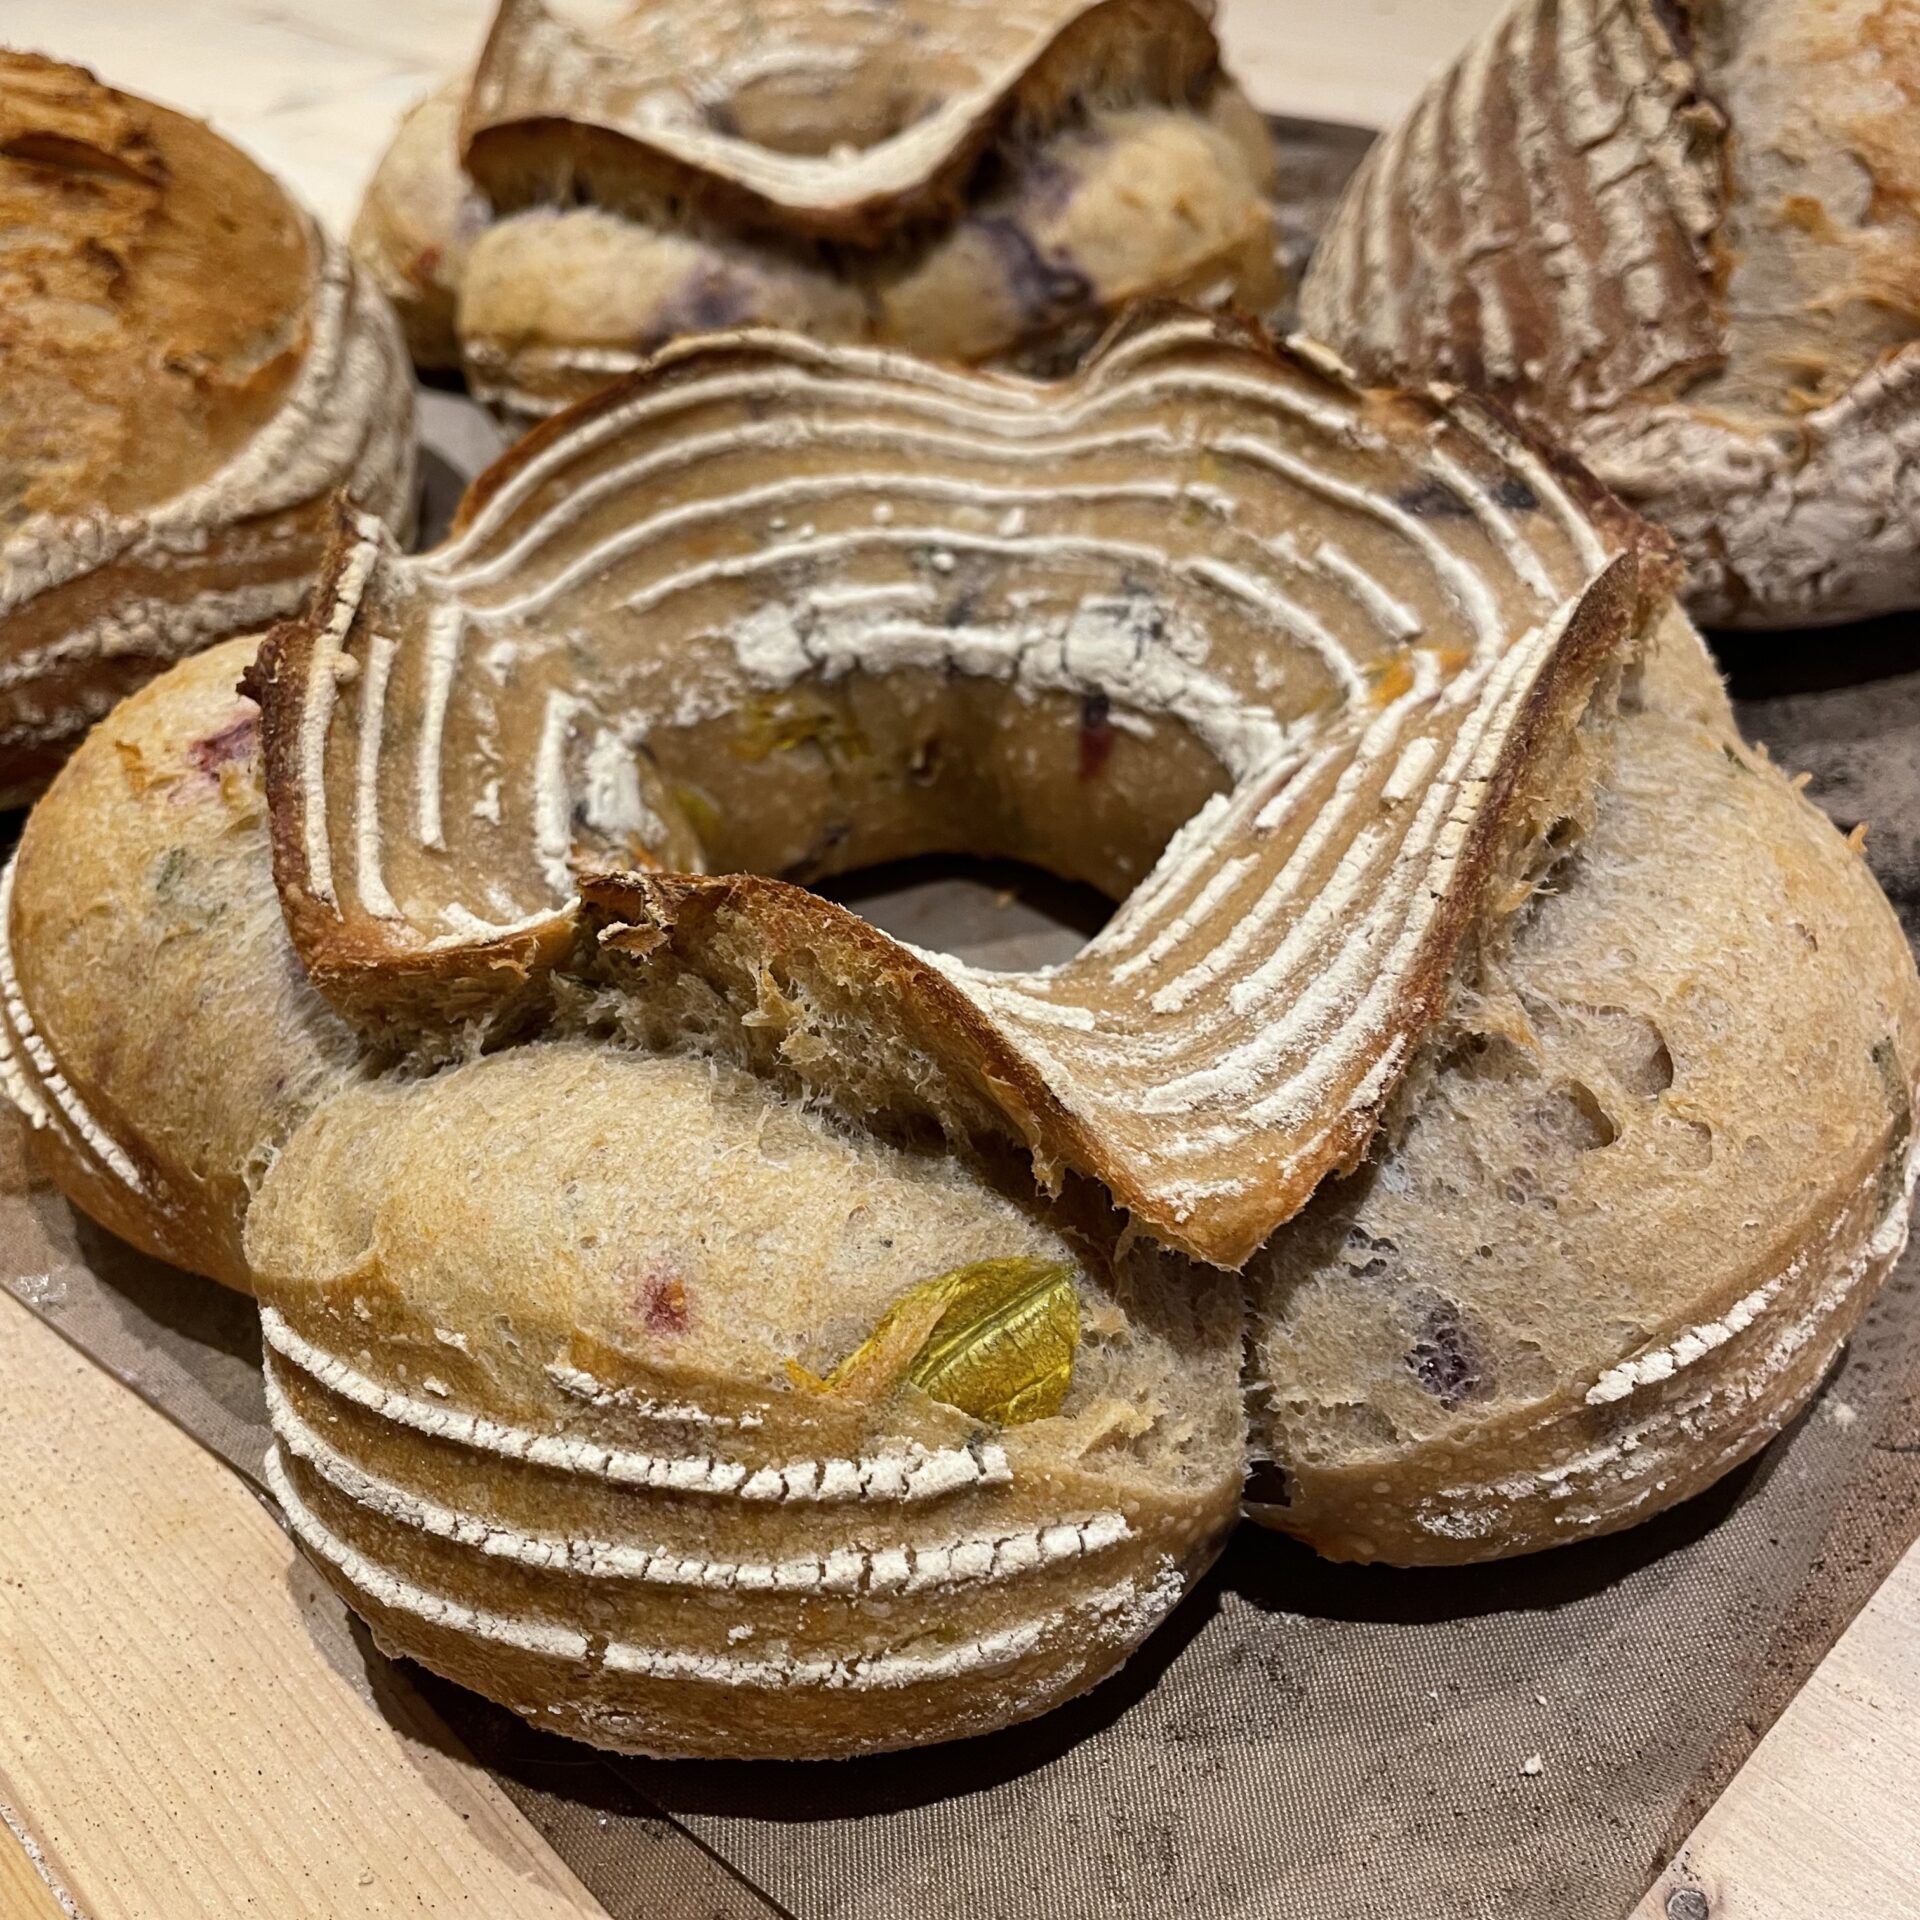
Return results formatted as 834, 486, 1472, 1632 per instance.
1632, 1537, 1920, 1919
0, 1292, 610, 1920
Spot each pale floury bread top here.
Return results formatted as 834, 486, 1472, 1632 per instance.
0, 53, 418, 802
1298, 0, 1920, 629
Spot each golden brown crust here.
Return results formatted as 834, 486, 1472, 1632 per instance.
1298, 0, 1920, 627
0, 54, 418, 798
1245, 614, 1920, 1561
461, 0, 1225, 244
353, 0, 1279, 419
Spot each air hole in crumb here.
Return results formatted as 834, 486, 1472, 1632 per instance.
1243, 1459, 1293, 1507
1406, 1292, 1494, 1409
1661, 1114, 1714, 1171
1533, 1078, 1619, 1151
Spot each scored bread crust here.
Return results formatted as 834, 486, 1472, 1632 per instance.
1245, 613, 1920, 1561
246, 312, 1667, 1266
248, 1043, 1246, 1759
0, 52, 418, 801
1296, 0, 1920, 629
349, 0, 1282, 421
1, 636, 1248, 1757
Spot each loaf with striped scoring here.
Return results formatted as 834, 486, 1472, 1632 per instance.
1298, 0, 1920, 629
0, 52, 417, 804
351, 0, 1281, 419
3, 316, 1914, 1752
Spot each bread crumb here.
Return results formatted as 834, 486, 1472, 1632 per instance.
1534, 1694, 1548, 1707
1823, 1398, 1858, 1429
1519, 1753, 1544, 1777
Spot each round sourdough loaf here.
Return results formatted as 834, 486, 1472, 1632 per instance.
350, 0, 1282, 422
1297, 0, 1920, 629
0, 52, 417, 802
2, 319, 1916, 1754
1244, 611, 1920, 1560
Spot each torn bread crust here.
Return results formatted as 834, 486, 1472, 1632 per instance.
1251, 1129, 1920, 1565
251, 311, 1667, 1266
461, 0, 1225, 243
0, 230, 416, 797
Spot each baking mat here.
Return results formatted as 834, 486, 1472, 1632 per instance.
7, 121, 1920, 1920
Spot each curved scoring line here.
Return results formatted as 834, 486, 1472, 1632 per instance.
1068, 593, 1577, 1124
259, 1307, 1013, 1502
268, 1441, 1165, 1694
449, 449, 1450, 705
454, 478, 1373, 706
453, 355, 1592, 621
268, 1366, 1130, 1596
439, 343, 1409, 571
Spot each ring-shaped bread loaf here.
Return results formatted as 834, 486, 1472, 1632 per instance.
4, 315, 1916, 1754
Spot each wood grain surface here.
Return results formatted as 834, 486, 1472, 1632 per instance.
0, 1293, 610, 1920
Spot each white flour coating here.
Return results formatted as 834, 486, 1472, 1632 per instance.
544, 1359, 762, 1427
352, 634, 403, 921
276, 317, 1631, 1250
1585, 1275, 1787, 1405
582, 726, 666, 850
272, 1433, 1172, 1692
533, 690, 586, 894
729, 588, 1292, 778
262, 1308, 1013, 1503
297, 517, 388, 908
270, 1371, 1130, 1596
415, 606, 467, 850
0, 857, 148, 1195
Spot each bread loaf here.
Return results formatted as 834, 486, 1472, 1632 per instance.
1297, 0, 1920, 629
351, 0, 1282, 422
0, 53, 417, 801
4, 319, 1914, 1752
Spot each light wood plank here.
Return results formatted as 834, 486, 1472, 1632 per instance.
1632, 1537, 1920, 1920
0, 1292, 610, 1920
1219, 0, 1501, 126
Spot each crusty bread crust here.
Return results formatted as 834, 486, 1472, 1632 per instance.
1245, 614, 1920, 1561
4, 322, 1916, 1752
350, 0, 1281, 421
1297, 0, 1920, 628
249, 313, 1665, 1264
0, 53, 418, 800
